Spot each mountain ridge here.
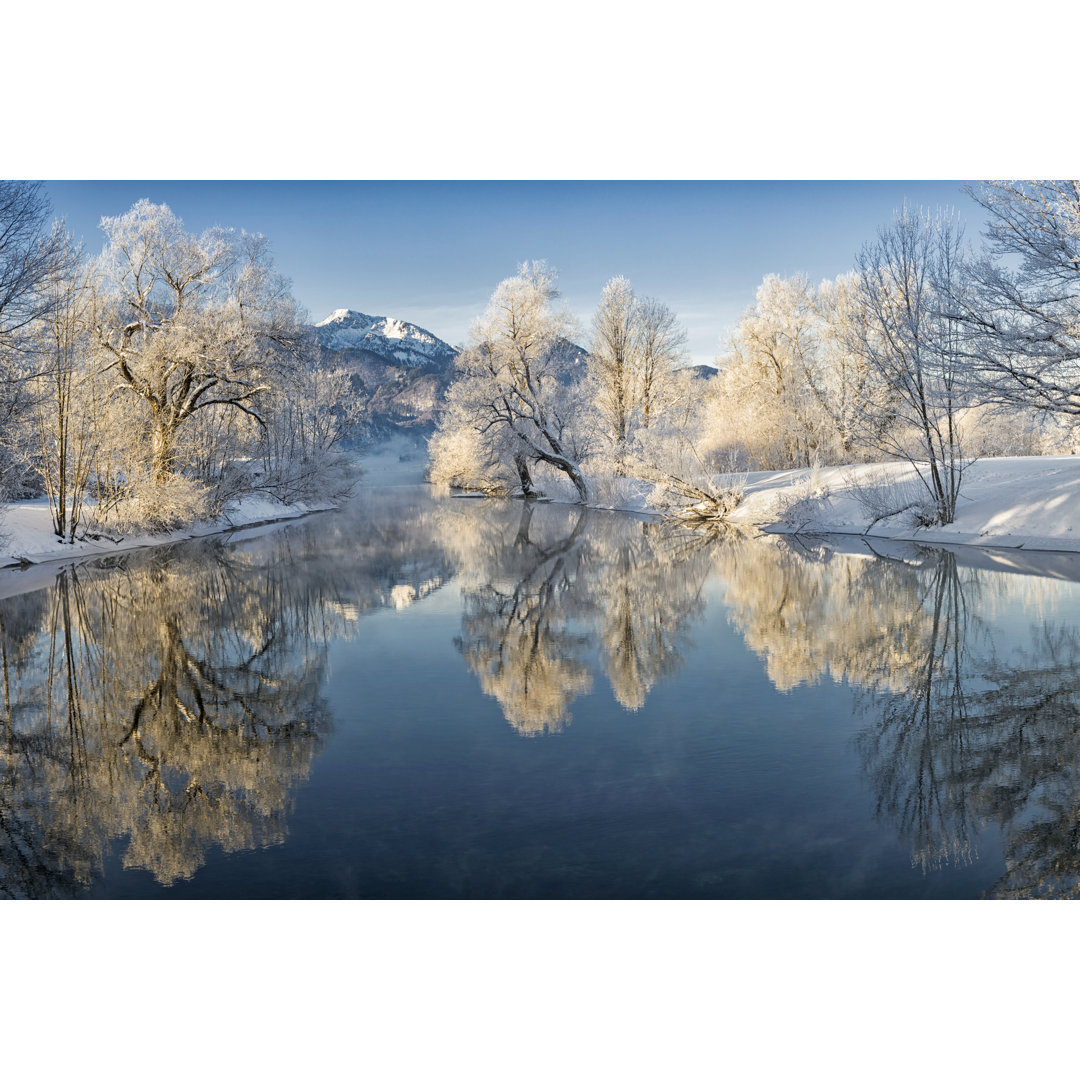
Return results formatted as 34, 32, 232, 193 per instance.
313, 308, 458, 369
312, 308, 458, 436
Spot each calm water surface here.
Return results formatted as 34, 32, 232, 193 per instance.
3, 484, 1080, 899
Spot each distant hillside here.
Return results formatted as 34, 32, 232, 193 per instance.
314, 310, 600, 438
682, 364, 718, 380
313, 309, 458, 436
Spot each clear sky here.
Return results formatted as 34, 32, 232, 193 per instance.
44, 180, 987, 366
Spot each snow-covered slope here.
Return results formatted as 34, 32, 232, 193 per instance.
314, 309, 457, 368
726, 456, 1080, 555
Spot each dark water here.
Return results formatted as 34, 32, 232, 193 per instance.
4, 485, 1080, 898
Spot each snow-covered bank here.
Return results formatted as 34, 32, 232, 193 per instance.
0, 434, 433, 598
0, 433, 432, 583
724, 456, 1080, 555
1, 494, 332, 581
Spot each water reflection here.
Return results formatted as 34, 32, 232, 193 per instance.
0, 495, 457, 897
1, 543, 336, 895
715, 535, 959, 695
451, 503, 594, 736
973, 625, 1080, 898
718, 533, 1080, 897
442, 500, 712, 734
8, 487, 1080, 897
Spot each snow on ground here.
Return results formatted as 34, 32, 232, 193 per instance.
0, 434, 429, 596
724, 455, 1080, 555
0, 493, 331, 585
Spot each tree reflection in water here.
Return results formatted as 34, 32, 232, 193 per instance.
717, 532, 1080, 898
0, 489, 465, 897
852, 549, 980, 876
972, 623, 1080, 898
852, 551, 1080, 897
452, 503, 594, 736
443, 501, 713, 735
0, 537, 341, 896
10, 487, 1080, 898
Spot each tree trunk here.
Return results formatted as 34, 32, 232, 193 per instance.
563, 460, 589, 504
152, 421, 178, 484
515, 453, 537, 499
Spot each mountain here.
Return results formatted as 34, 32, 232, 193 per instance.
682, 364, 718, 380
313, 309, 459, 436
314, 309, 458, 369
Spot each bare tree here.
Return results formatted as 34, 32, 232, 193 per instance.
960, 180, 1080, 418
851, 205, 973, 525
0, 181, 68, 354
26, 226, 97, 541
256, 361, 362, 503
0, 181, 70, 498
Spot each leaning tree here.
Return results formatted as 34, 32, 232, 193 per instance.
448, 261, 590, 502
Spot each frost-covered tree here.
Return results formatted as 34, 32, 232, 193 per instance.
438, 261, 589, 502
813, 272, 882, 458
587, 278, 688, 474
589, 276, 638, 470
850, 205, 973, 524
0, 193, 357, 535
428, 376, 523, 493
91, 200, 304, 486
959, 181, 1080, 417
0, 181, 70, 498
636, 294, 688, 430
705, 274, 836, 469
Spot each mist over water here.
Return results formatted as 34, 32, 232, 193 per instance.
4, 485, 1080, 898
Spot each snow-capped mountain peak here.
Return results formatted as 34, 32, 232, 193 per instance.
313, 309, 457, 369
317, 308, 358, 326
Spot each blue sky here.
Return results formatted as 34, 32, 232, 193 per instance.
45, 180, 987, 366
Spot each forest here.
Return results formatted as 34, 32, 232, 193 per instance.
3, 180, 1080, 541
0, 183, 359, 542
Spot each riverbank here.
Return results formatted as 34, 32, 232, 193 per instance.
0, 435, 439, 596
723, 455, 1080, 555
11, 451, 1080, 589
0, 494, 332, 595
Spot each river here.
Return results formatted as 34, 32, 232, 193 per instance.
3, 484, 1080, 898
